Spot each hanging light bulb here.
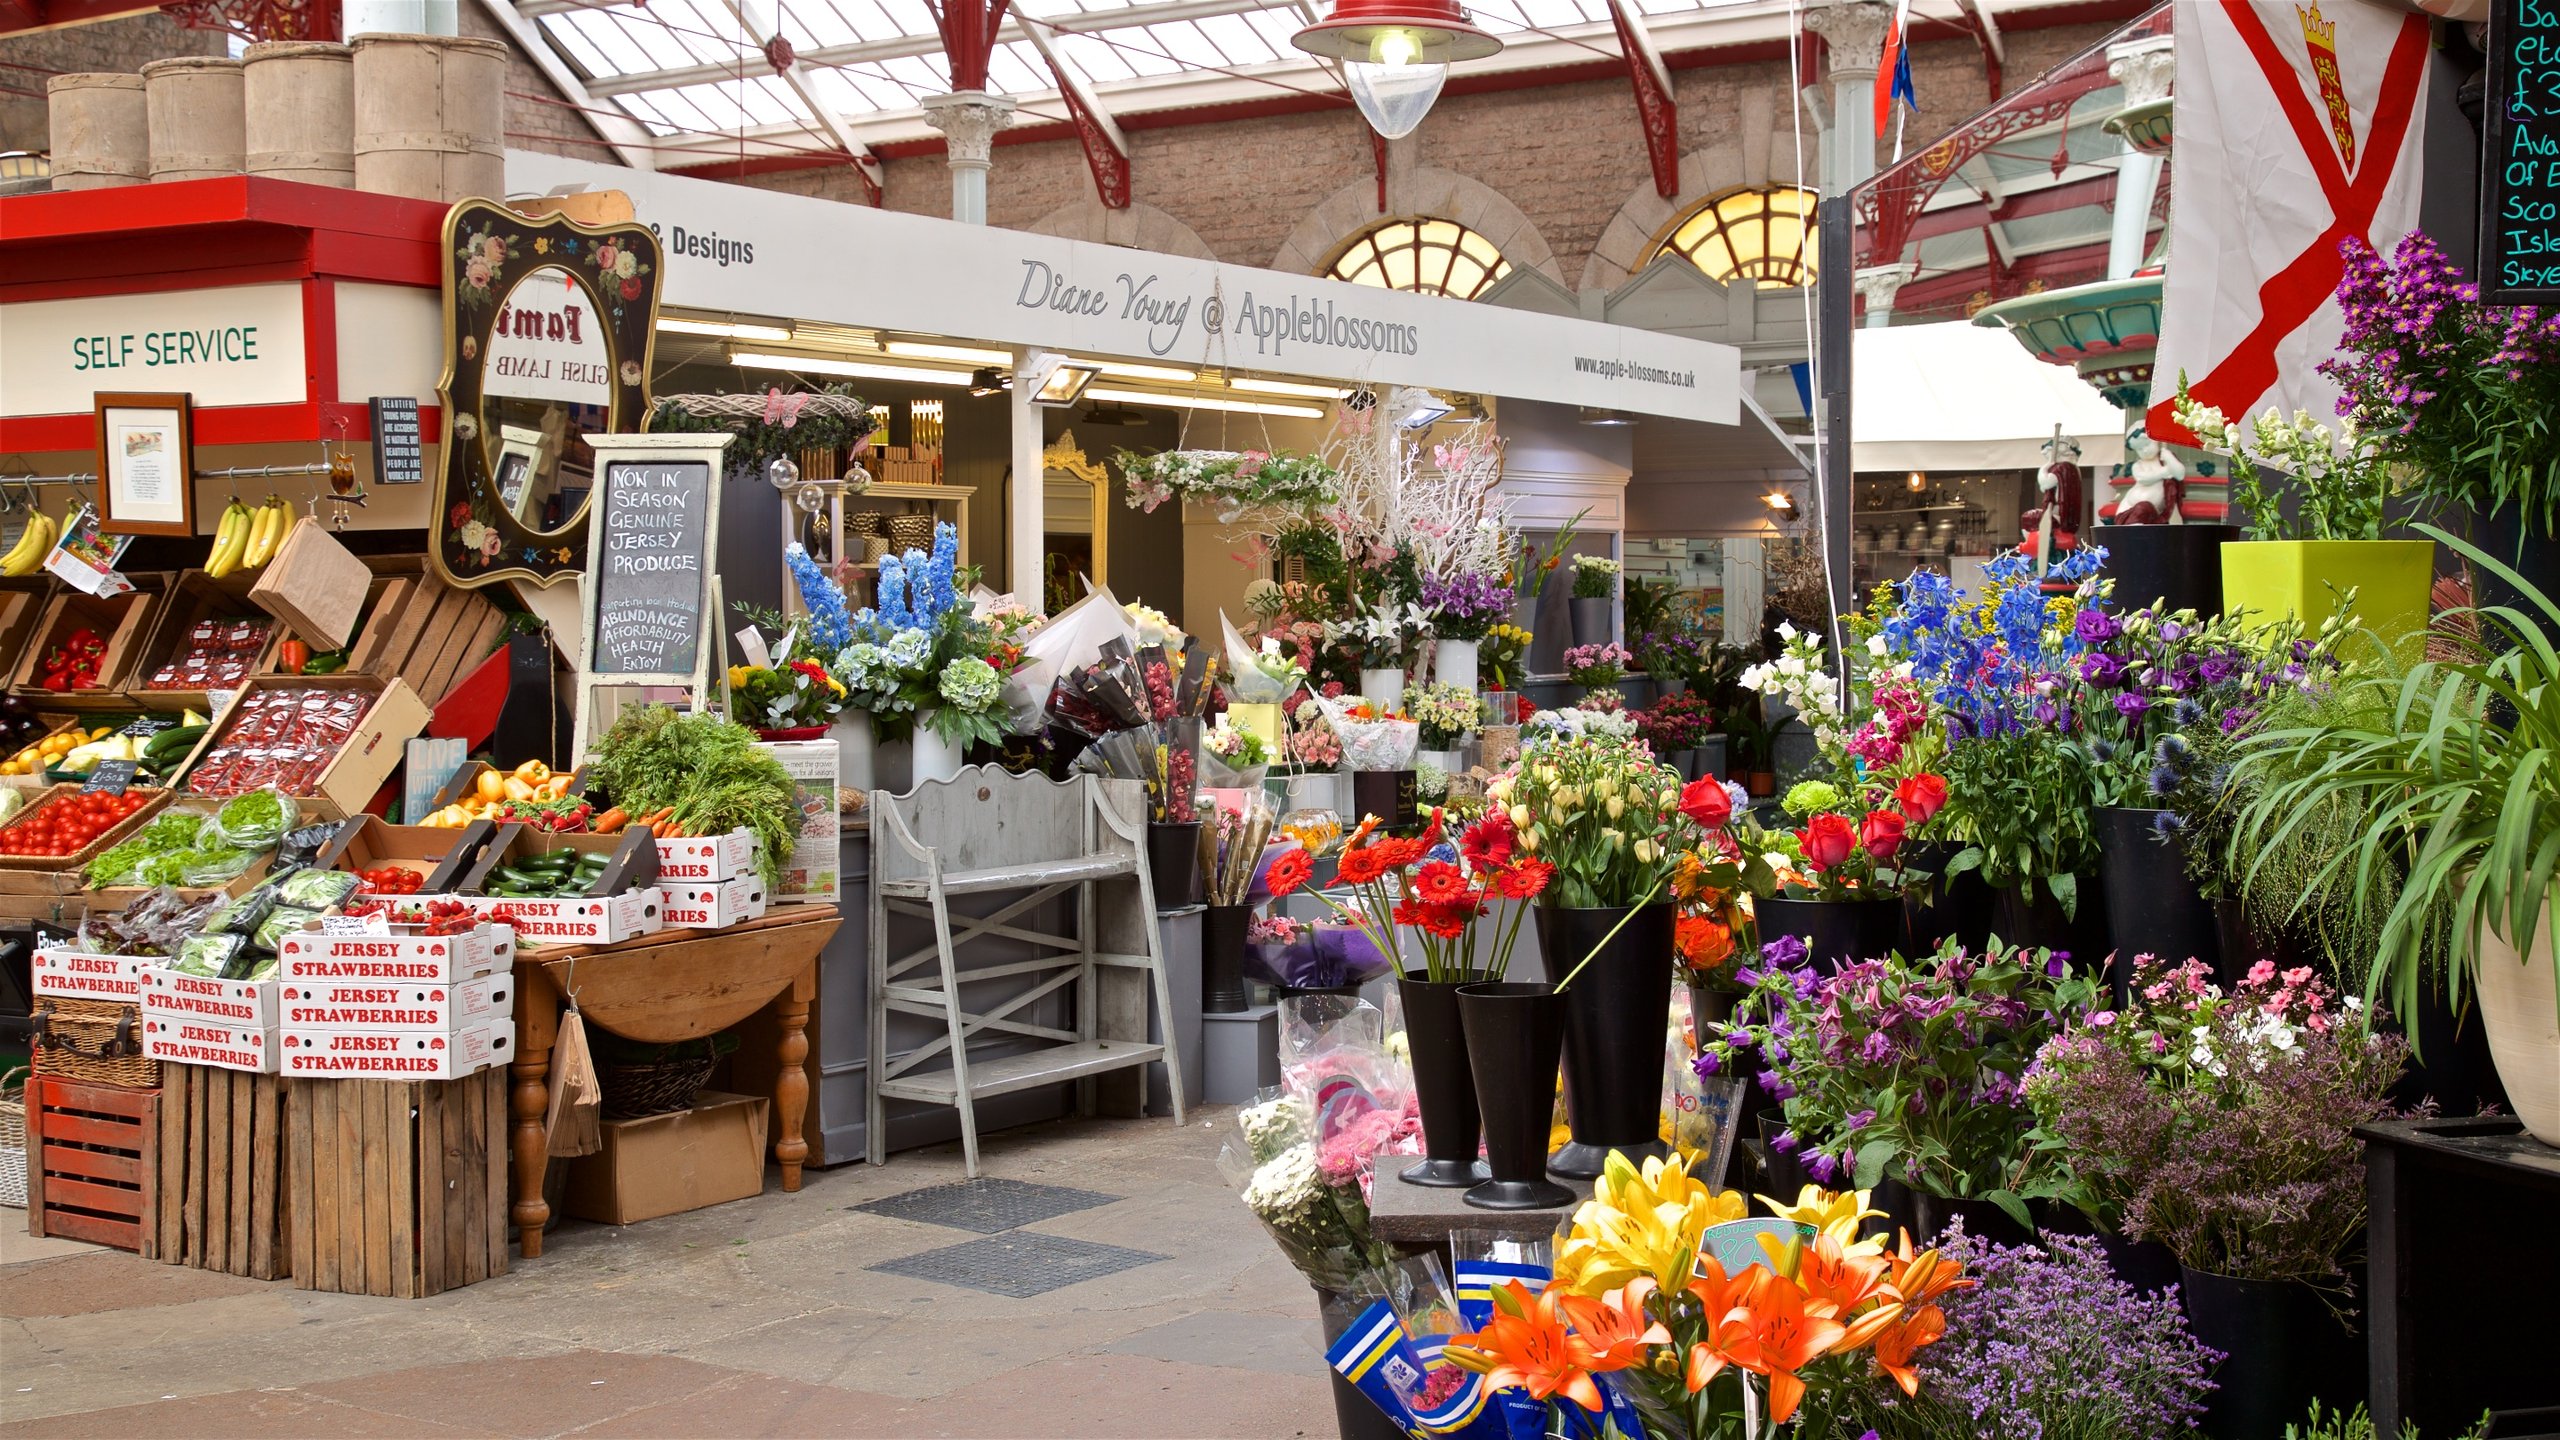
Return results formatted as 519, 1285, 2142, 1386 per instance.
1292, 0, 1500, 141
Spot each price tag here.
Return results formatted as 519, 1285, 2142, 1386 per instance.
206, 688, 236, 716
322, 913, 393, 937
82, 759, 138, 795
117, 715, 174, 739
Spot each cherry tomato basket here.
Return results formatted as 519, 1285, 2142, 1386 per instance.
0, 784, 172, 872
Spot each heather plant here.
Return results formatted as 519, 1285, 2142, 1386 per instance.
1701, 936, 2098, 1221
1846, 1223, 2220, 1440
2025, 956, 2411, 1286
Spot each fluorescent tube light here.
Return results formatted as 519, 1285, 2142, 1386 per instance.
1084, 386, 1324, 419
728, 349, 974, 386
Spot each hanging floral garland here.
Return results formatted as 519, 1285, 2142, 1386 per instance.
1115, 448, 1339, 516
649, 385, 878, 479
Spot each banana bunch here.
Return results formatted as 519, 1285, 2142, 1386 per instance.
0, 506, 57, 576
205, 496, 294, 578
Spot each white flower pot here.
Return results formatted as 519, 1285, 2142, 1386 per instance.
1432, 638, 1479, 694
1416, 747, 1463, 775
1275, 767, 1348, 816
911, 723, 967, 786
2478, 903, 2560, 1146
829, 711, 875, 793
1360, 668, 1405, 710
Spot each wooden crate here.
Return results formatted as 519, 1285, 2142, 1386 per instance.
24, 1075, 159, 1254
344, 568, 505, 708
287, 1069, 509, 1298
155, 1065, 291, 1281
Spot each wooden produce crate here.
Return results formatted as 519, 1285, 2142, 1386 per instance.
344, 568, 506, 708
0, 783, 172, 872
167, 675, 432, 815
155, 1064, 291, 1280
0, 583, 49, 685
8, 586, 159, 708
248, 517, 372, 652
1, 715, 99, 786
317, 814, 502, 893
287, 1069, 509, 1298
24, 1074, 160, 1254
123, 570, 283, 713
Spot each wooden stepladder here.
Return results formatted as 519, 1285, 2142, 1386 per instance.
866, 765, 1183, 1176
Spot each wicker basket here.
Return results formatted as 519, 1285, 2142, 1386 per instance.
860, 536, 890, 564
846, 510, 883, 537
885, 514, 934, 552
0, 1067, 27, 1209
31, 999, 160, 1090
596, 1053, 717, 1119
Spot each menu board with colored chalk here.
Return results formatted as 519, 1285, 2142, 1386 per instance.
2482, 0, 2560, 302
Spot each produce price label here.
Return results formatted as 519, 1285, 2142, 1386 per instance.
2483, 0, 2560, 300
588, 458, 711, 676
82, 758, 137, 794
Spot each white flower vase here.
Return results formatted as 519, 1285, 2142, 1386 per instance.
1432, 638, 1479, 694
911, 722, 967, 786
829, 711, 875, 793
1360, 667, 1405, 710
2477, 901, 2560, 1145
1416, 747, 1463, 776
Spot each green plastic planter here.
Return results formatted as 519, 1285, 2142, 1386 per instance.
2218, 540, 2434, 657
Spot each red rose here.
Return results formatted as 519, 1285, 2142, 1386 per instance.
1895, 773, 1948, 827
1264, 847, 1314, 898
620, 276, 642, 300
1679, 777, 1733, 831
1859, 809, 1907, 863
1796, 814, 1856, 872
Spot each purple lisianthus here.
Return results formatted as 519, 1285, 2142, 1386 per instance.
1804, 1151, 1839, 1184
1845, 1108, 1877, 1131
2079, 652, 2127, 687
2114, 693, 2151, 719
2074, 608, 2122, 644
2045, 955, 2069, 978
1761, 934, 1810, 969
1692, 1050, 1720, 1078
1770, 1129, 1800, 1154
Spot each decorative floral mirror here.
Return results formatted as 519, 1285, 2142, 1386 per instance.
432, 199, 661, 589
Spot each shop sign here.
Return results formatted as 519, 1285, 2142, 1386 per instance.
2482, 0, 2560, 301
482, 268, 613, 407
0, 283, 308, 416
506, 153, 1740, 425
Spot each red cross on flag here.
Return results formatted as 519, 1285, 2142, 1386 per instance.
2145, 0, 2432, 445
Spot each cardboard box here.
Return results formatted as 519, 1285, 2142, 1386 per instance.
660, 877, 766, 930
453, 888, 660, 944
318, 815, 502, 893
248, 516, 372, 652
277, 971, 510, 1031
459, 823, 657, 899
141, 1016, 279, 1073
277, 922, 503, 984
140, 967, 281, 1028
564, 1091, 770, 1225
755, 739, 840, 904
32, 947, 143, 1001
278, 1018, 515, 1079
653, 829, 759, 884
172, 675, 433, 814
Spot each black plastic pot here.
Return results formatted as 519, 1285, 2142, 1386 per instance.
2467, 501, 2560, 629
1870, 1175, 1919, 1246
1146, 820, 1202, 908
1540, 903, 1675, 1179
1754, 1108, 1808, 1200
1697, 734, 1728, 782
1687, 982, 1739, 1037
1911, 1191, 2035, 1249
2396, 982, 2510, 1119
2102, 521, 2238, 617
2179, 1266, 2365, 1439
2210, 896, 2303, 983
1457, 981, 1574, 1210
1570, 595, 1612, 647
2095, 1227, 2185, 1296
1902, 840, 1997, 953
1397, 975, 1490, 1189
1203, 903, 1250, 1015
1992, 879, 2110, 968
1756, 895, 1904, 971
1349, 769, 1417, 830
1314, 1288, 1416, 1440
2095, 806, 2219, 1006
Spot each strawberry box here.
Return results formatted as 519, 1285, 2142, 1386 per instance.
454, 889, 660, 945
140, 967, 281, 1029
653, 829, 759, 884
276, 920, 503, 985
32, 947, 144, 1001
660, 877, 767, 931
141, 1016, 279, 1073
276, 972, 511, 1032
278, 1019, 515, 1080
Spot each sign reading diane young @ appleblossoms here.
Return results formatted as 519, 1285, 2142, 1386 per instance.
504, 151, 1741, 426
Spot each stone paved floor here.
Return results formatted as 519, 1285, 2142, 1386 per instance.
0, 1107, 1338, 1438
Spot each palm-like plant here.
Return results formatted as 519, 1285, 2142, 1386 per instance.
2223, 525, 2555, 1028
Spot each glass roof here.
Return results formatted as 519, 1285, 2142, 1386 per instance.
523, 0, 1766, 146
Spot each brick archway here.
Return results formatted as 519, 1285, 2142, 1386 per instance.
1270, 165, 1563, 287
1583, 117, 1805, 291
1024, 197, 1219, 261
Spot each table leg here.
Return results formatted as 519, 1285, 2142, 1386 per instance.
511, 1043, 552, 1257
774, 964, 814, 1192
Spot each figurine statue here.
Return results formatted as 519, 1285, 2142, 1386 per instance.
2022, 430, 2082, 572
2114, 427, 2186, 525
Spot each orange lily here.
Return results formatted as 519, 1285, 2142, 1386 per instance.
1680, 1256, 1763, 1394
1882, 1229, 1972, 1309
1554, 1278, 1671, 1372
1716, 1270, 1847, 1424
1444, 1279, 1607, 1412
1870, 1302, 1949, 1396
1793, 1230, 1892, 1322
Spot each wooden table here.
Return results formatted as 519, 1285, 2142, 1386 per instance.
507, 906, 839, 1258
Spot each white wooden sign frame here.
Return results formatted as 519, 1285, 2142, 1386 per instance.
574, 432, 732, 757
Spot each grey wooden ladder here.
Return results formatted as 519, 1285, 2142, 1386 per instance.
866, 764, 1183, 1176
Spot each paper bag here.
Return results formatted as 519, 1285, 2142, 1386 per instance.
545, 1004, 604, 1158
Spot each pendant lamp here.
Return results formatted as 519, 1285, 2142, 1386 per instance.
1291, 0, 1501, 140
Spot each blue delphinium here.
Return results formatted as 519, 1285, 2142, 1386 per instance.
874, 554, 913, 630
785, 544, 852, 653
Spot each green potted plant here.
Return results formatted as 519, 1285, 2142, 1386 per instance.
2172, 378, 2431, 660
2224, 528, 2560, 1143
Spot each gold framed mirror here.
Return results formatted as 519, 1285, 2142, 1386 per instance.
1041, 431, 1110, 614
431, 199, 662, 589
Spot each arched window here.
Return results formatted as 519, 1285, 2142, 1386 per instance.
1651, 186, 1819, 289
1324, 219, 1513, 299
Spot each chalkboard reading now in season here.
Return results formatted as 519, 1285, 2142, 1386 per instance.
2483, 0, 2560, 302
588, 458, 711, 676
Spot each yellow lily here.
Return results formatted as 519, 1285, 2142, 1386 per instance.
1754, 1184, 1887, 1260
1555, 1151, 1747, 1296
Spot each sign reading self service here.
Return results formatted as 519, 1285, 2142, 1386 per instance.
0, 283, 309, 416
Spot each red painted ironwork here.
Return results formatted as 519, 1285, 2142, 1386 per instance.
1051, 58, 1132, 208
160, 0, 338, 42
1605, 0, 1678, 200
937, 0, 1013, 92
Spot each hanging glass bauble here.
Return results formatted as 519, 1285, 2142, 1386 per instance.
767, 455, 801, 491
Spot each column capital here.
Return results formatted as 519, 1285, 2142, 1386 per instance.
2106, 36, 2176, 108
1851, 260, 1917, 324
921, 90, 1016, 170
1803, 0, 1893, 80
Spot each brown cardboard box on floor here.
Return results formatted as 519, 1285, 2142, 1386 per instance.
563, 1091, 770, 1225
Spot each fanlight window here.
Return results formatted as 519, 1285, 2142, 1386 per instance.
1325, 219, 1513, 299
1652, 186, 1819, 288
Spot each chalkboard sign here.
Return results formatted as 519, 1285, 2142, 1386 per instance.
2482, 0, 2560, 303
587, 457, 713, 677
370, 396, 424, 485
83, 759, 137, 795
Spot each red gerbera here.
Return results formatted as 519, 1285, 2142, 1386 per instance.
1336, 842, 1391, 886
1492, 857, 1555, 901
1265, 846, 1314, 898
1412, 860, 1471, 904
1459, 812, 1516, 871
1393, 896, 1475, 939
1369, 835, 1429, 871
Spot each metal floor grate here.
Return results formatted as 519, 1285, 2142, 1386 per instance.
852, 1177, 1119, 1235
867, 1231, 1168, 1299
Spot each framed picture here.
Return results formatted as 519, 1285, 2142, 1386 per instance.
93, 392, 196, 537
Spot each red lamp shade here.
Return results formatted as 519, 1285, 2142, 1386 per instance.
1289, 0, 1501, 64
